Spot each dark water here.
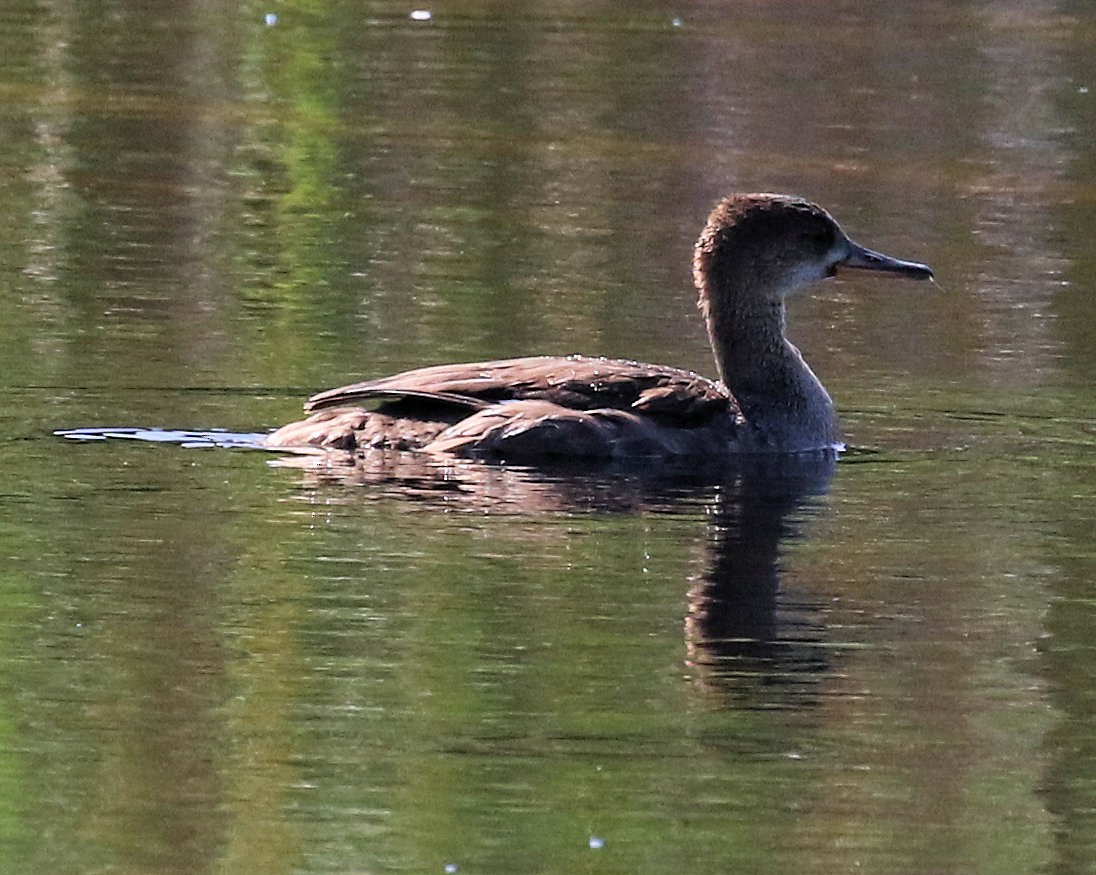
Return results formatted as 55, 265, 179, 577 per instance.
1, 1, 1094, 872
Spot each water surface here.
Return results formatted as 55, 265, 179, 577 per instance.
1, 1, 1094, 872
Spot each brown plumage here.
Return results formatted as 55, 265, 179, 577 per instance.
266, 194, 932, 460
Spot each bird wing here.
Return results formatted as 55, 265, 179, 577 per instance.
422, 399, 740, 458
304, 355, 734, 423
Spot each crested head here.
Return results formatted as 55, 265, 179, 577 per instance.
694, 193, 933, 303
693, 194, 849, 304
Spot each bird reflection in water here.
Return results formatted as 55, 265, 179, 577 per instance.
684, 452, 836, 710
276, 447, 837, 710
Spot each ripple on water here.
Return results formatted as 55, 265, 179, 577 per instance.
53, 427, 272, 450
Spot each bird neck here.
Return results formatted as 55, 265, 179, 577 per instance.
703, 283, 839, 449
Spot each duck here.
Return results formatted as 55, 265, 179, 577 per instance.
265, 193, 933, 460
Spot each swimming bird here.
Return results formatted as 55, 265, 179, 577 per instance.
266, 194, 932, 459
